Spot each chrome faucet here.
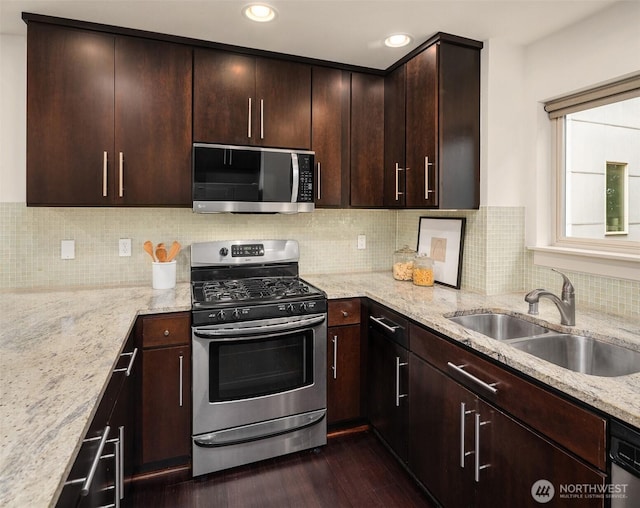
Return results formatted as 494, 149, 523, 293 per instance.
525, 269, 576, 326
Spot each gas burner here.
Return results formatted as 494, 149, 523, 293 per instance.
200, 277, 313, 303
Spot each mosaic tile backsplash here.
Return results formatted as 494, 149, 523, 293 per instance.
1, 203, 636, 317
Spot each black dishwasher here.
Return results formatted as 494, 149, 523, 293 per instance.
610, 420, 640, 507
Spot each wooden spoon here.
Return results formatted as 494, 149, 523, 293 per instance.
166, 241, 181, 262
155, 243, 168, 262
143, 240, 156, 262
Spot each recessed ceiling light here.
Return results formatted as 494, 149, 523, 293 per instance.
243, 3, 277, 23
384, 34, 412, 48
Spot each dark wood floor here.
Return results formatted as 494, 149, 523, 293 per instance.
125, 430, 435, 507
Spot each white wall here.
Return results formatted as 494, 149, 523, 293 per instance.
522, 1, 640, 247
0, 34, 26, 202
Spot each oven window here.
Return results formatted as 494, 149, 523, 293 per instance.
209, 330, 314, 402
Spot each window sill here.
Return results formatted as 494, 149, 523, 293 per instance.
528, 246, 640, 282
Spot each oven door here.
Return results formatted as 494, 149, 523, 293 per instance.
192, 314, 327, 435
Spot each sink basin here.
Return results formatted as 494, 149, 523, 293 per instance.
509, 334, 640, 377
448, 313, 550, 340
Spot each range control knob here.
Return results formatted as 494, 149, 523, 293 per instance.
232, 308, 241, 319
216, 310, 226, 321
299, 302, 308, 312
286, 303, 296, 313
219, 247, 229, 257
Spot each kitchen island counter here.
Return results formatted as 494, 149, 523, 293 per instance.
0, 283, 190, 508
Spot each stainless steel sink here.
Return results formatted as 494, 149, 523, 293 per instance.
509, 334, 640, 377
448, 313, 550, 340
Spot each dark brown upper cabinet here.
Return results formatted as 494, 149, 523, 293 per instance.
384, 38, 481, 209
26, 22, 192, 206
350, 72, 385, 207
311, 66, 350, 207
194, 49, 312, 150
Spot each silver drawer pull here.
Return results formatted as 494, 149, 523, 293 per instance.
447, 362, 498, 395
113, 347, 138, 377
332, 335, 338, 380
369, 315, 400, 333
63, 426, 110, 496
395, 356, 408, 406
475, 413, 491, 482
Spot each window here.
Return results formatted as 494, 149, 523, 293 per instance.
546, 76, 640, 255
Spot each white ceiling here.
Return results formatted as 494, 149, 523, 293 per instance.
1, 0, 618, 69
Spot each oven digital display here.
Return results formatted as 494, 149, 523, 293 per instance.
232, 244, 265, 257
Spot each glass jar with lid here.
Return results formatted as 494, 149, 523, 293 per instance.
392, 246, 416, 281
413, 255, 434, 286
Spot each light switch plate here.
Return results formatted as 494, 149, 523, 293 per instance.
61, 240, 75, 260
357, 234, 366, 250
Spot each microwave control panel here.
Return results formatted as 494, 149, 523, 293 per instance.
298, 154, 314, 202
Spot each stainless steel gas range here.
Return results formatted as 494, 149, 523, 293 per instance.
190, 240, 327, 476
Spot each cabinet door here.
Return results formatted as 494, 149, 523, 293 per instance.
367, 327, 409, 462
27, 23, 115, 206
312, 67, 348, 207
475, 398, 606, 508
115, 37, 192, 206
140, 345, 191, 466
327, 325, 361, 424
256, 58, 311, 149
409, 353, 474, 507
383, 65, 406, 207
405, 44, 438, 208
350, 72, 384, 207
193, 49, 255, 144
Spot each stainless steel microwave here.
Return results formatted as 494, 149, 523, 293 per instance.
192, 143, 315, 213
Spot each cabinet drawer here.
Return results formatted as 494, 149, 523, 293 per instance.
141, 312, 190, 348
410, 323, 607, 470
328, 299, 361, 326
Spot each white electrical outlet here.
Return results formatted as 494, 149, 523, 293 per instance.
119, 238, 132, 257
61, 240, 75, 260
357, 234, 366, 250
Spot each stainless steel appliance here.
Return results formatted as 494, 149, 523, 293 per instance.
192, 143, 315, 213
190, 240, 327, 476
610, 420, 640, 507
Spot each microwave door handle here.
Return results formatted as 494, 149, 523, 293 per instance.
291, 153, 299, 202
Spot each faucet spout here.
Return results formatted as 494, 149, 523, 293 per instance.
524, 271, 576, 326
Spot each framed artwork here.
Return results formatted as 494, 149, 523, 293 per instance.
417, 217, 466, 289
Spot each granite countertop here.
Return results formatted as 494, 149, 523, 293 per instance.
1, 273, 639, 508
304, 272, 640, 429
0, 283, 191, 508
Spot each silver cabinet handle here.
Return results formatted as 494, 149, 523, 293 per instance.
105, 434, 121, 507
72, 426, 110, 496
118, 426, 124, 501
114, 347, 138, 377
447, 362, 498, 395
394, 162, 404, 201
424, 156, 434, 199
460, 402, 475, 468
341, 310, 349, 318
317, 162, 321, 200
179, 354, 184, 407
248, 98, 252, 138
260, 99, 264, 139
118, 152, 124, 198
369, 315, 400, 334
332, 335, 338, 379
474, 413, 491, 482
102, 151, 108, 197
395, 356, 408, 407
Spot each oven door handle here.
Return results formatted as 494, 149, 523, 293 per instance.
193, 314, 326, 339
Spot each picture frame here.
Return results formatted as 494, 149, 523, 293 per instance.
416, 217, 466, 289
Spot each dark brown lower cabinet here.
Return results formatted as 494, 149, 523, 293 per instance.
327, 325, 361, 424
409, 353, 606, 508
367, 320, 409, 463
140, 344, 191, 468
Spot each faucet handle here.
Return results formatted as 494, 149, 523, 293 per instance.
551, 269, 574, 296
